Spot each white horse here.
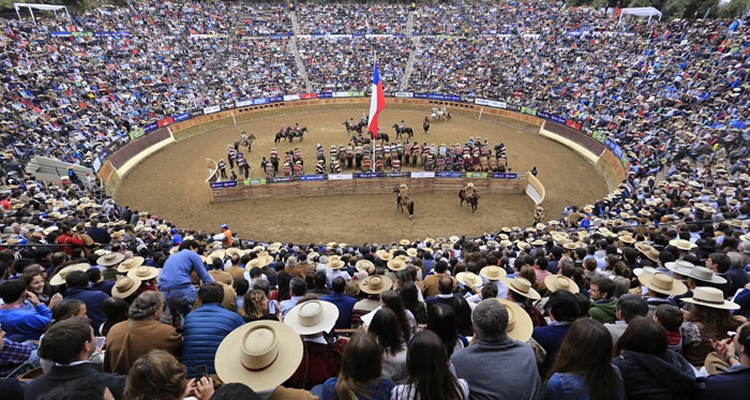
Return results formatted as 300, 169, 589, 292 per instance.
431, 106, 451, 121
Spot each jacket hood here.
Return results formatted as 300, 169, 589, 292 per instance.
619, 350, 696, 391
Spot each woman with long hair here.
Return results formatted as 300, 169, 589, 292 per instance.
368, 308, 407, 382
391, 330, 468, 400
681, 287, 741, 367
426, 303, 467, 358
124, 350, 213, 400
239, 289, 280, 322
380, 290, 413, 342
613, 317, 696, 399
398, 281, 426, 325
447, 295, 473, 337
101, 297, 130, 337
272, 270, 292, 302
545, 319, 624, 400
23, 271, 61, 309
321, 332, 393, 400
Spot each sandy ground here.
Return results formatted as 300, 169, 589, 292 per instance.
115, 109, 608, 244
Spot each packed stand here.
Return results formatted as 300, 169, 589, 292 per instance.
295, 3, 410, 35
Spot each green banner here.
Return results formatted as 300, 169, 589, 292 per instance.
244, 178, 266, 186
521, 107, 537, 116
592, 131, 606, 143
466, 172, 488, 178
128, 128, 145, 141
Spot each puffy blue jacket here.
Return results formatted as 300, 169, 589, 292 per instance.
182, 303, 245, 377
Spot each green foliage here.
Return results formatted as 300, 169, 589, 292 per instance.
628, 0, 654, 7
720, 0, 749, 19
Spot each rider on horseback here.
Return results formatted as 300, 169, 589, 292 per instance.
397, 183, 410, 206
465, 182, 477, 198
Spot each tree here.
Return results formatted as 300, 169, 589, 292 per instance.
720, 0, 749, 19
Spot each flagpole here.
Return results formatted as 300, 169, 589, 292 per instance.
372, 52, 377, 173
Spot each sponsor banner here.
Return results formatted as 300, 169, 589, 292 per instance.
128, 127, 145, 141
210, 181, 238, 189
203, 105, 221, 115
328, 173, 353, 180
550, 114, 566, 125
173, 112, 190, 123
247, 178, 266, 185
98, 148, 110, 162
316, 92, 332, 99
51, 32, 73, 37
348, 91, 365, 97
268, 176, 294, 183
466, 172, 488, 178
332, 92, 350, 98
474, 98, 507, 109
92, 157, 102, 173
95, 31, 131, 37
536, 110, 551, 120
284, 94, 301, 101
190, 34, 227, 39
492, 173, 518, 179
437, 171, 463, 178
300, 174, 325, 181
413, 92, 429, 99
394, 92, 413, 98
269, 95, 284, 102
252, 98, 270, 105
507, 104, 520, 112
565, 119, 582, 131
383, 172, 409, 178
521, 106, 537, 116
620, 154, 629, 168
356, 172, 382, 179
157, 116, 173, 128
267, 35, 288, 39
592, 131, 607, 143
71, 32, 93, 38
299, 93, 317, 100
611, 144, 624, 159
143, 122, 158, 134
235, 99, 253, 108
411, 171, 435, 178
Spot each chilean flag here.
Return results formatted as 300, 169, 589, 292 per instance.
368, 64, 386, 139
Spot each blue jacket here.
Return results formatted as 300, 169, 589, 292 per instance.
64, 286, 109, 335
695, 365, 750, 399
182, 303, 245, 377
320, 292, 357, 330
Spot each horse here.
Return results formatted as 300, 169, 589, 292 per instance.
458, 189, 479, 214
274, 131, 286, 144
392, 123, 414, 139
343, 120, 365, 135
290, 127, 307, 142
393, 185, 415, 218
375, 133, 390, 145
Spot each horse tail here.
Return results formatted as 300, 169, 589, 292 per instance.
407, 201, 414, 216
458, 189, 465, 198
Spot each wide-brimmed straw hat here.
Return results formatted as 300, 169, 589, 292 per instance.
284, 300, 339, 335
112, 277, 141, 298
495, 298, 533, 342
49, 263, 90, 286
127, 266, 160, 281
215, 321, 303, 392
669, 239, 697, 251
501, 276, 541, 300
455, 271, 479, 288
480, 266, 506, 281
387, 258, 407, 271
544, 275, 580, 294
355, 259, 375, 272
248, 254, 274, 268
376, 249, 393, 261
207, 250, 226, 263
117, 256, 144, 273
359, 275, 393, 295
638, 272, 688, 296
665, 260, 694, 276
327, 257, 346, 270
97, 252, 124, 267
634, 242, 660, 263
685, 266, 727, 284
681, 287, 739, 310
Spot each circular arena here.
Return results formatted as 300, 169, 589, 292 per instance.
3, 1, 750, 398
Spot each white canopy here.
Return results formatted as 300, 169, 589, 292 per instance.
618, 7, 662, 24
14, 3, 70, 24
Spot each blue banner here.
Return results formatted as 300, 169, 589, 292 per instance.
611, 144, 623, 159
269, 96, 284, 103
268, 176, 294, 183
413, 93, 429, 99
550, 114, 566, 124
210, 181, 238, 189
356, 172, 382, 179
173, 112, 190, 122
300, 174, 325, 181
492, 173, 518, 179
316, 92, 333, 99
143, 122, 158, 134
536, 111, 551, 120
437, 172, 463, 178
383, 172, 409, 178
50, 32, 72, 37
252, 98, 269, 105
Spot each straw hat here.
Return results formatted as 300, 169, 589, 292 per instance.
112, 277, 141, 299
284, 300, 339, 335
665, 260, 694, 276
327, 258, 346, 270
495, 298, 533, 342
501, 276, 541, 300
127, 266, 160, 281
455, 271, 479, 288
544, 275, 580, 294
406, 248, 418, 258
267, 242, 283, 252
399, 239, 411, 246
387, 258, 407, 271
355, 259, 375, 272
634, 242, 660, 263
225, 247, 242, 258
376, 250, 393, 261
638, 272, 688, 296
480, 266, 507, 281
681, 287, 740, 310
97, 252, 124, 267
618, 235, 636, 244
207, 249, 226, 263
248, 254, 274, 268
49, 263, 90, 286
117, 256, 145, 273
359, 275, 393, 295
632, 266, 658, 277
685, 266, 727, 284
215, 321, 303, 392
668, 239, 697, 251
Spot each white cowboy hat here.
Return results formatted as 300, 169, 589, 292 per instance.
638, 272, 688, 296
501, 276, 541, 300
376, 249, 393, 261
480, 266, 507, 281
544, 275, 580, 294
127, 266, 160, 281
668, 239, 697, 251
112, 277, 141, 299
97, 252, 124, 267
664, 260, 694, 276
495, 298, 533, 342
117, 256, 144, 273
681, 287, 739, 310
49, 263, 90, 286
455, 271, 480, 288
215, 321, 303, 392
685, 266, 727, 285
284, 300, 339, 335
359, 275, 393, 295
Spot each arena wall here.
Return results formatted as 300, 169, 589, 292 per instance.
103, 98, 625, 203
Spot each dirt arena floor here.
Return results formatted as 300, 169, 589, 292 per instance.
115, 109, 609, 244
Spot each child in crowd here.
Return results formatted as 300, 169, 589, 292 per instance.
654, 304, 683, 353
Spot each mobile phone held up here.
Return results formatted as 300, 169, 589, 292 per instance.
195, 365, 208, 381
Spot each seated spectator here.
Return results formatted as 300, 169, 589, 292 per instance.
0, 325, 39, 377
182, 282, 245, 378
588, 277, 618, 324
321, 332, 393, 400
280, 277, 307, 318
368, 308, 407, 383
681, 287, 741, 368
654, 304, 684, 353
125, 350, 214, 400
425, 276, 456, 309
27, 317, 126, 400
36, 376, 113, 400
104, 291, 182, 375
426, 303, 468, 358
320, 276, 357, 330
62, 270, 109, 335
0, 279, 52, 342
604, 294, 648, 344
532, 290, 580, 376
240, 289, 281, 322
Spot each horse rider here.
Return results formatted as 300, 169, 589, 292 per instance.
397, 183, 410, 206
423, 116, 430, 135
349, 118, 356, 129
465, 182, 477, 198
293, 122, 300, 133
400, 120, 406, 131
279, 124, 286, 134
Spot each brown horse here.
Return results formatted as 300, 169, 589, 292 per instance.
394, 185, 415, 218
458, 189, 479, 213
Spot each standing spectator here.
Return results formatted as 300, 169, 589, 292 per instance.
104, 291, 182, 375
62, 270, 109, 335
320, 276, 357, 330
181, 283, 245, 378
56, 225, 84, 257
451, 299, 542, 399
158, 239, 214, 326
0, 280, 52, 341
